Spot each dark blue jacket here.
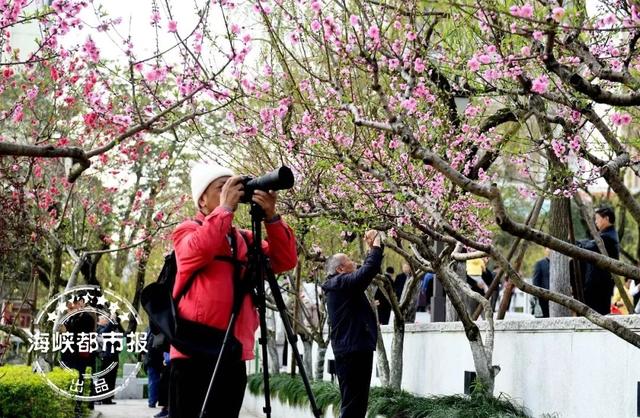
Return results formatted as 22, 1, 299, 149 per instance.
579, 226, 619, 315
532, 257, 550, 290
532, 257, 550, 317
322, 247, 383, 355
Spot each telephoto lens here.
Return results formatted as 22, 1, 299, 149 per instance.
240, 166, 294, 203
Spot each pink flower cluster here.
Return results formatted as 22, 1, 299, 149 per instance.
509, 3, 534, 19
531, 75, 549, 93
551, 7, 565, 22
611, 112, 632, 126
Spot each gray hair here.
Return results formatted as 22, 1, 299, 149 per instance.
325, 254, 345, 276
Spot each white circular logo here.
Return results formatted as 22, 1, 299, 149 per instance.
30, 285, 146, 401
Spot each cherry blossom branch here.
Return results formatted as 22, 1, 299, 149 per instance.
343, 99, 640, 279
543, 47, 640, 105
563, 36, 639, 88
438, 217, 640, 348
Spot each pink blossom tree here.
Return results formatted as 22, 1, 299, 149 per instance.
0, 0, 249, 338
221, 0, 640, 392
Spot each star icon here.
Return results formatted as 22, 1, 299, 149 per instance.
56, 303, 67, 314
108, 302, 119, 313
47, 311, 58, 322
118, 313, 130, 323
67, 297, 76, 305
82, 293, 91, 304
96, 296, 108, 306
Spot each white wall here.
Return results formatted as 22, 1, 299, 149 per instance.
249, 316, 640, 418
382, 316, 640, 417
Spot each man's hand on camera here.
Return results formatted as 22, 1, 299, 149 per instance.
220, 176, 245, 212
253, 190, 278, 220
364, 230, 382, 248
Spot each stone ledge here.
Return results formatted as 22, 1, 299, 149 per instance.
380, 315, 640, 334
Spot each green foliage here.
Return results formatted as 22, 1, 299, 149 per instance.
0, 365, 84, 418
247, 373, 531, 418
248, 373, 341, 415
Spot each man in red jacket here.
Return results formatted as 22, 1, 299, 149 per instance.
169, 162, 297, 418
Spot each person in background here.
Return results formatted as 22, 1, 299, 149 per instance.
153, 352, 171, 418
144, 329, 165, 409
394, 263, 411, 302
60, 299, 96, 415
96, 314, 122, 405
323, 230, 383, 418
532, 248, 551, 318
466, 258, 489, 294
374, 266, 394, 325
579, 206, 620, 315
418, 272, 434, 313
611, 278, 640, 315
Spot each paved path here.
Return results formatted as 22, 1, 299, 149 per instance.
94, 399, 260, 418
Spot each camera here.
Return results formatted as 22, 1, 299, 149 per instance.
240, 166, 294, 203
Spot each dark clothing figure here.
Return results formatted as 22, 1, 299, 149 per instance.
374, 273, 392, 325
323, 247, 383, 418
61, 312, 96, 415
393, 273, 407, 301
532, 257, 550, 318
97, 320, 122, 404
323, 247, 383, 355
418, 273, 434, 312
61, 312, 96, 373
169, 356, 246, 418
145, 331, 167, 408
579, 226, 620, 315
334, 351, 374, 418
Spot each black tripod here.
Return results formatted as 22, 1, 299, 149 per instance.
199, 203, 321, 418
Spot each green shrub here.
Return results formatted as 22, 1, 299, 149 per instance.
0, 364, 84, 418
247, 373, 531, 418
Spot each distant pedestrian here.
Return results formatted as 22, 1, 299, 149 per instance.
96, 314, 122, 405
153, 352, 170, 418
374, 266, 395, 325
323, 230, 383, 418
578, 206, 620, 315
144, 329, 165, 409
532, 248, 551, 318
466, 258, 489, 294
611, 278, 640, 315
417, 272, 434, 312
394, 263, 411, 301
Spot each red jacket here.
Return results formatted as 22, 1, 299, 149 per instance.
170, 206, 297, 361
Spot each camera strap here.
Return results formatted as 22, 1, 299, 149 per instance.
214, 229, 251, 315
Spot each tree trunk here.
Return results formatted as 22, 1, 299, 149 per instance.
114, 166, 142, 278
400, 274, 420, 323
375, 330, 390, 386
314, 342, 327, 381
549, 197, 573, 317
47, 243, 63, 301
302, 336, 313, 380
128, 245, 151, 333
389, 316, 405, 390
267, 310, 280, 374
445, 262, 468, 321
445, 295, 459, 321
436, 261, 496, 393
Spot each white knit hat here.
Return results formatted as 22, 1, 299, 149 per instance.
190, 162, 234, 209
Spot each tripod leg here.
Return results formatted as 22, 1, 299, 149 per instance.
255, 265, 272, 418
199, 312, 238, 418
265, 268, 322, 418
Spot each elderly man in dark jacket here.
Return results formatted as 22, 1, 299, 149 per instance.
322, 230, 383, 418
579, 206, 620, 315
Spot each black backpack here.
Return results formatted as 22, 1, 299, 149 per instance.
141, 223, 249, 358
